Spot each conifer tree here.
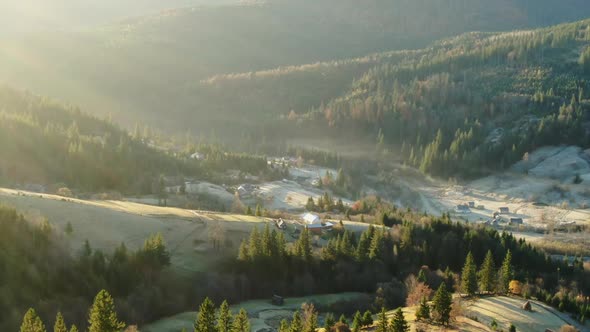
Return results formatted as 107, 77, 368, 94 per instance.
232, 309, 250, 332
362, 310, 373, 326
255, 204, 262, 217
323, 313, 335, 331
375, 307, 389, 332
217, 300, 233, 332
289, 311, 302, 332
195, 297, 216, 332
417, 269, 427, 284
279, 319, 289, 332
499, 250, 514, 294
68, 326, 78, 332
351, 311, 362, 332
248, 227, 261, 259
88, 290, 125, 332
245, 206, 253, 216
391, 308, 409, 332
20, 308, 46, 332
415, 297, 430, 321
237, 240, 249, 261
54, 312, 67, 332
478, 250, 496, 294
303, 311, 317, 332
338, 314, 347, 325
294, 227, 312, 262
433, 283, 452, 326
461, 252, 478, 296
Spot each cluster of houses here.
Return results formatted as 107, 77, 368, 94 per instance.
455, 201, 485, 213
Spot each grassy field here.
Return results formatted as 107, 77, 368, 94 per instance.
463, 296, 584, 332
143, 293, 366, 332
0, 188, 270, 273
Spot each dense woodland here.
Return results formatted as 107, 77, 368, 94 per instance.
281, 19, 590, 178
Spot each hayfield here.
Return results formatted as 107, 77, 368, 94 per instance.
464, 296, 584, 332
0, 188, 269, 273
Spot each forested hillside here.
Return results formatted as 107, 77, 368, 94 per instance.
277, 19, 590, 178
2, 0, 590, 131
0, 86, 203, 193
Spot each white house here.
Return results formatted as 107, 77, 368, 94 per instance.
302, 213, 321, 225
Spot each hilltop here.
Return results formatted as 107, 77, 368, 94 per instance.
2, 1, 590, 130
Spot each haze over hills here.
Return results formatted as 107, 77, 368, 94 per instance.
1, 2, 590, 332
3, 0, 590, 131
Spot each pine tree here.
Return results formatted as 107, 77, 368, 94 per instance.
351, 311, 362, 332
303, 311, 317, 332
323, 313, 335, 331
232, 309, 250, 332
248, 227, 261, 259
338, 314, 347, 325
20, 308, 46, 332
245, 206, 253, 216
499, 250, 514, 294
362, 310, 373, 327
415, 297, 430, 321
279, 319, 289, 332
68, 326, 78, 332
289, 311, 302, 332
255, 204, 262, 217
237, 240, 249, 261
375, 307, 389, 332
478, 250, 496, 294
294, 227, 312, 262
417, 269, 427, 284
195, 297, 216, 332
217, 300, 233, 332
54, 312, 67, 332
390, 308, 409, 332
433, 283, 452, 326
509, 324, 516, 332
461, 252, 478, 296
88, 290, 125, 332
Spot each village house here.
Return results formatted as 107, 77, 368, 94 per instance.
498, 207, 510, 214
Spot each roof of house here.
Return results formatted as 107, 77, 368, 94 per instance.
302, 213, 321, 225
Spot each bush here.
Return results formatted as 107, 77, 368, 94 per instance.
56, 187, 73, 197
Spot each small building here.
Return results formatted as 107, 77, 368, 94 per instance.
303, 213, 321, 225
272, 295, 284, 306
521, 301, 532, 311
498, 207, 510, 214
275, 218, 286, 230
468, 201, 475, 208
510, 218, 524, 225
237, 184, 257, 198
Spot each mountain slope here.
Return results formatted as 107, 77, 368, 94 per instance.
2, 1, 590, 131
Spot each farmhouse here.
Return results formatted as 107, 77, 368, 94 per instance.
510, 218, 524, 225
498, 207, 510, 214
237, 184, 257, 198
302, 213, 326, 234
468, 201, 475, 208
